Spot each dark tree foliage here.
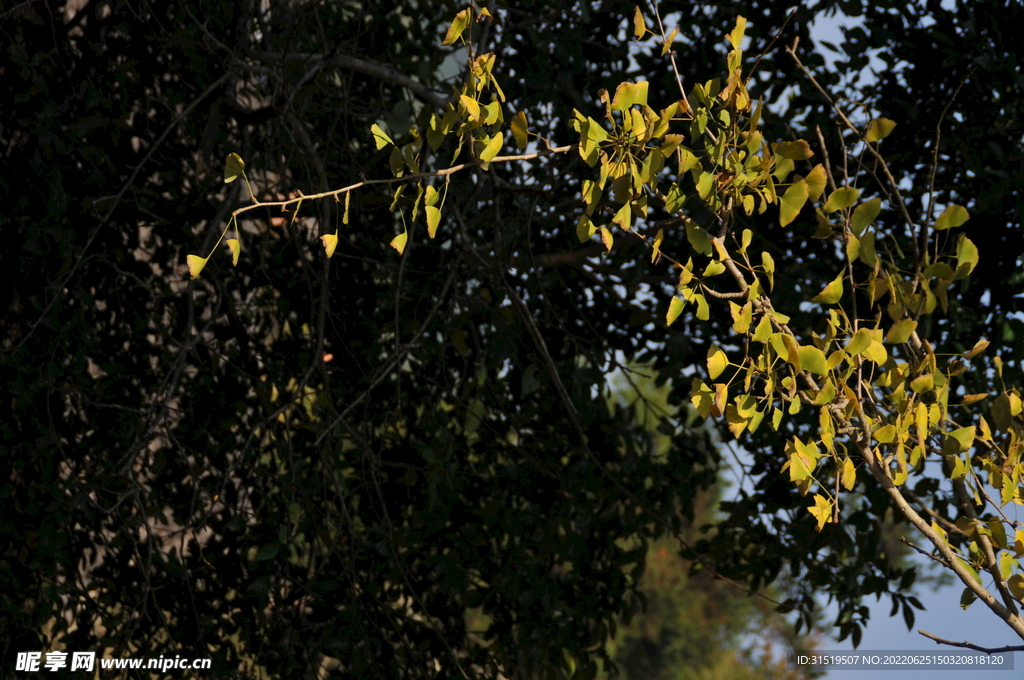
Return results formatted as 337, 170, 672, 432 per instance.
1, 0, 1018, 677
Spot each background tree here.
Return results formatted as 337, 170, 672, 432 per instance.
598, 361, 825, 680
3, 0, 1022, 678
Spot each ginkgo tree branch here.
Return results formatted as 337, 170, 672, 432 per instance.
228, 145, 574, 220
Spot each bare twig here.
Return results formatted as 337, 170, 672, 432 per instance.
917, 630, 1024, 654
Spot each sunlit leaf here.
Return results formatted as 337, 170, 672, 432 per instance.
842, 457, 857, 490
808, 494, 832, 531
846, 328, 872, 355
600, 226, 614, 253
371, 123, 394, 150
964, 339, 990, 359
728, 16, 747, 50
667, 297, 685, 327
797, 345, 828, 376
1008, 574, 1024, 602
320, 233, 338, 258
479, 131, 504, 162
390, 231, 408, 254
910, 373, 934, 393
941, 426, 975, 456
812, 271, 844, 305
953, 234, 978, 280
865, 117, 896, 142
426, 206, 441, 238
442, 8, 471, 45
707, 344, 728, 380
661, 27, 679, 56
779, 179, 808, 227
576, 214, 596, 243
186, 254, 208, 279
822, 187, 860, 213
933, 204, 970, 231
761, 251, 775, 290
651, 228, 664, 263
632, 6, 646, 39
885, 318, 918, 344
226, 238, 241, 266
804, 164, 827, 201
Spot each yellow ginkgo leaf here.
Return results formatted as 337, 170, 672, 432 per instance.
707, 345, 728, 380
511, 111, 529, 150
632, 6, 646, 39
426, 206, 441, 238
187, 254, 208, 279
226, 239, 241, 266
666, 297, 685, 327
321, 233, 338, 258
390, 231, 408, 254
808, 494, 833, 531
865, 117, 897, 142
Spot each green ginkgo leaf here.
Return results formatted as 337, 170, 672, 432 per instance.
851, 197, 882, 237
797, 345, 828, 376
223, 152, 245, 183
822, 187, 860, 213
812, 272, 844, 305
845, 328, 872, 355
779, 180, 808, 227
953, 235, 978, 280
371, 123, 394, 150
804, 164, 827, 201
933, 204, 970, 231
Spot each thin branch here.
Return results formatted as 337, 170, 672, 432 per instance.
923, 67, 975, 264
744, 8, 798, 87
785, 42, 921, 266
230, 145, 574, 220
917, 630, 1024, 654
